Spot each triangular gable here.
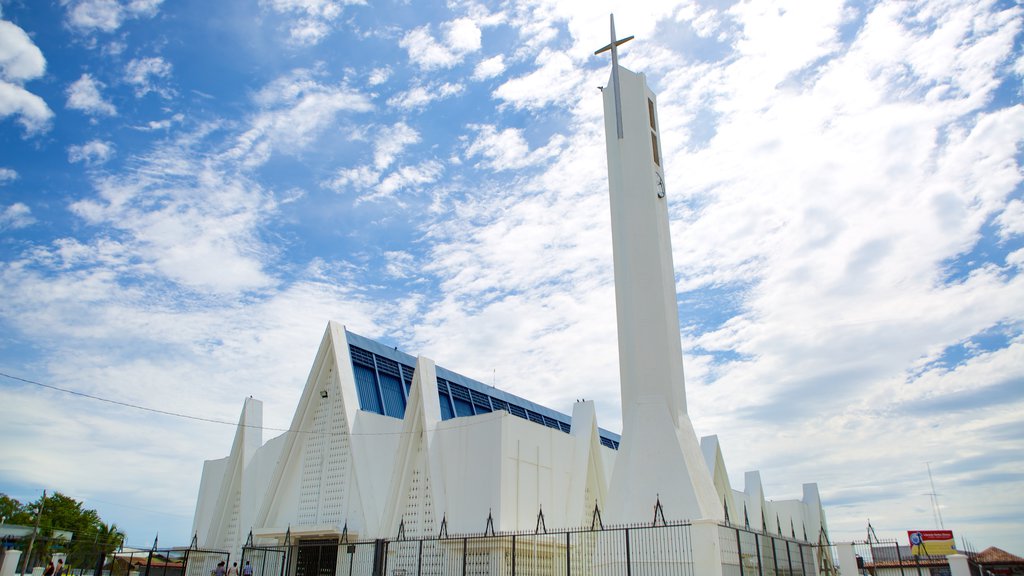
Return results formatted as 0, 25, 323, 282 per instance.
201, 397, 262, 551
255, 321, 364, 535
566, 401, 609, 527
381, 356, 445, 538
802, 483, 826, 544
700, 435, 736, 522
743, 470, 766, 533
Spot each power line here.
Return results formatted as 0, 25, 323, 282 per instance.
0, 371, 265, 429
0, 370, 543, 438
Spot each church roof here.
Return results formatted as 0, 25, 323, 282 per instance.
346, 330, 621, 449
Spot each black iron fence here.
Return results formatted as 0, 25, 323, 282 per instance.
4, 522, 824, 576
849, 539, 959, 576
242, 520, 826, 576
718, 525, 819, 576
1, 536, 228, 576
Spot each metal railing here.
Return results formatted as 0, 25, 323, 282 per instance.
240, 519, 829, 576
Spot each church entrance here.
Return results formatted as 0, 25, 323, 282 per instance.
294, 539, 338, 576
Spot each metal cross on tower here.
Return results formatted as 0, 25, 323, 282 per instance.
594, 14, 634, 139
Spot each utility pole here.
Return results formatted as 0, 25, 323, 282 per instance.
926, 463, 945, 529
20, 490, 45, 576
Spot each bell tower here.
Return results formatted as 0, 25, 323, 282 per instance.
596, 15, 723, 524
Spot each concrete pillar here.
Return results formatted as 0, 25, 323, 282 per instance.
0, 550, 21, 576
690, 519, 725, 576
948, 554, 971, 576
836, 542, 859, 576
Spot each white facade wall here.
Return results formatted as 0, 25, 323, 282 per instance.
192, 322, 829, 559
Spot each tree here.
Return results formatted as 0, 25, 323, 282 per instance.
0, 494, 25, 524
1, 492, 125, 569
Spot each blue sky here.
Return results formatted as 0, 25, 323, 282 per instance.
1, 0, 1022, 556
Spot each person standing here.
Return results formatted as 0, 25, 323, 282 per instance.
226, 562, 238, 576
43, 561, 55, 576
242, 561, 253, 576
54, 559, 65, 576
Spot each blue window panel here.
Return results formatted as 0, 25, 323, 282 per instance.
401, 365, 415, 393
376, 356, 401, 378
349, 346, 375, 368
439, 394, 454, 420
526, 410, 545, 425
470, 390, 490, 407
508, 404, 528, 419
449, 383, 471, 402
558, 422, 571, 433
353, 364, 382, 415
470, 390, 491, 413
491, 398, 509, 413
380, 373, 406, 418
452, 397, 474, 417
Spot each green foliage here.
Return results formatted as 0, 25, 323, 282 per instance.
1, 492, 125, 569
0, 493, 28, 524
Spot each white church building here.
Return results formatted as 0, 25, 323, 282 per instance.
191, 17, 831, 576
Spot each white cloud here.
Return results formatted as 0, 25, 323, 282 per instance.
0, 20, 46, 81
260, 0, 366, 46
68, 133, 278, 294
493, 49, 583, 110
373, 122, 419, 169
367, 66, 391, 86
135, 112, 184, 131
0, 17, 52, 135
64, 0, 164, 33
0, 202, 35, 230
472, 54, 505, 80
400, 18, 482, 70
327, 165, 379, 191
386, 81, 463, 110
0, 80, 53, 134
68, 140, 116, 166
125, 56, 173, 98
384, 250, 414, 279
996, 199, 1024, 239
227, 69, 373, 167
0, 167, 17, 184
464, 124, 565, 171
370, 159, 444, 201
324, 121, 439, 201
66, 73, 117, 116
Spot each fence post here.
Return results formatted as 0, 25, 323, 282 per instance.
753, 532, 763, 576
566, 532, 571, 576
461, 538, 467, 576
690, 520, 725, 576
735, 527, 744, 575
624, 528, 631, 576
836, 542, 858, 576
893, 541, 907, 576
371, 540, 386, 576
786, 540, 795, 576
511, 534, 516, 576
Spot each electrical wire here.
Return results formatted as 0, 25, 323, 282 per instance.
0, 371, 576, 438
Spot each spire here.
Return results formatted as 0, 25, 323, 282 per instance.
594, 14, 634, 139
